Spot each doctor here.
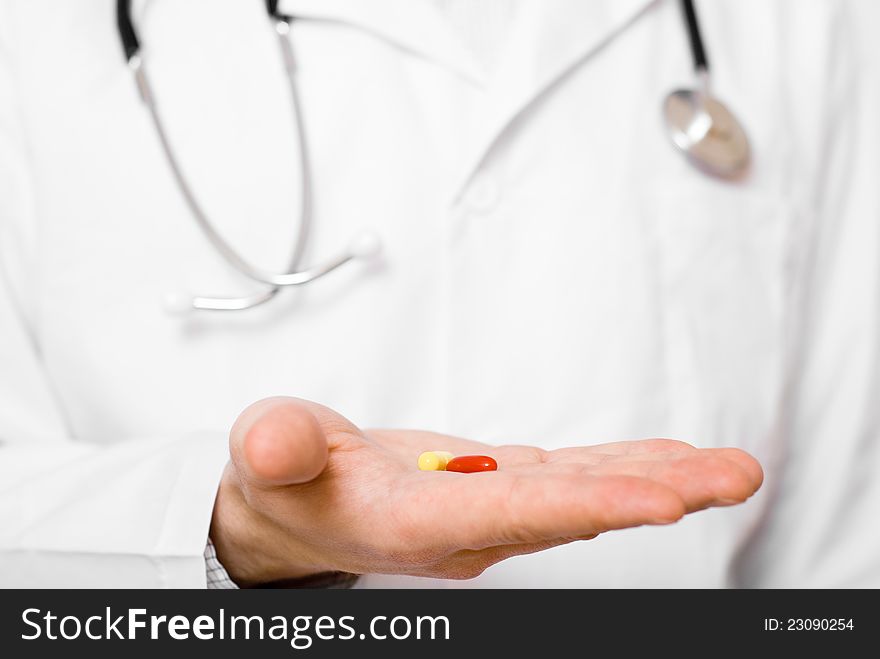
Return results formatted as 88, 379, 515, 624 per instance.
0, 0, 877, 588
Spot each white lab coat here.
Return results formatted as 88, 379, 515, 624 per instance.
1, 0, 878, 588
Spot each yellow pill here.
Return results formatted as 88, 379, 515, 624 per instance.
418, 451, 455, 471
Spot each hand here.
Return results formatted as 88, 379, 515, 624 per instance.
210, 397, 763, 586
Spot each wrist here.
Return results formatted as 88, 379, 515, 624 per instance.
209, 466, 324, 587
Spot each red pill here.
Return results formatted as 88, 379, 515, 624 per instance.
445, 455, 498, 473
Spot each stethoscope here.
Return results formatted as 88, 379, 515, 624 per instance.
116, 0, 750, 314
663, 0, 750, 179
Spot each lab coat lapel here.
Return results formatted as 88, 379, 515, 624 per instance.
277, 0, 486, 84
453, 0, 659, 199
279, 0, 660, 198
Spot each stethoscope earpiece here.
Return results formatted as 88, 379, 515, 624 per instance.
162, 291, 196, 316
349, 231, 383, 259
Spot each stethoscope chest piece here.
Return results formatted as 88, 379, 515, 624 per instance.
664, 0, 751, 180
663, 88, 750, 179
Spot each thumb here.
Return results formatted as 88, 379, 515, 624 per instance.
229, 397, 329, 488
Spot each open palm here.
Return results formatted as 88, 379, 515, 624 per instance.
212, 397, 763, 585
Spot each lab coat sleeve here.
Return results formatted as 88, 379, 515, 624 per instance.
736, 3, 880, 587
0, 17, 229, 588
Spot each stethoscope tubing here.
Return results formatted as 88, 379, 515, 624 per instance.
117, 0, 746, 313
680, 0, 709, 73
117, 0, 377, 312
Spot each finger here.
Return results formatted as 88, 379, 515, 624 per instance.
510, 453, 759, 508
455, 440, 699, 469
418, 472, 686, 550
704, 448, 764, 489
585, 454, 759, 509
545, 438, 698, 464
543, 443, 763, 491
229, 397, 329, 488
563, 447, 764, 493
